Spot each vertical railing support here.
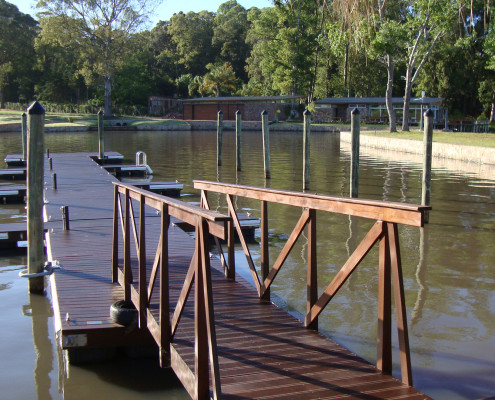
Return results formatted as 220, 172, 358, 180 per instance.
217, 110, 223, 167
306, 208, 317, 330
112, 185, 119, 283
124, 188, 131, 301
227, 205, 235, 280
236, 110, 242, 172
422, 109, 433, 222
138, 194, 146, 328
350, 108, 360, 198
262, 110, 271, 179
27, 101, 46, 294
160, 203, 171, 367
261, 200, 270, 301
377, 222, 392, 374
98, 110, 104, 159
303, 110, 311, 190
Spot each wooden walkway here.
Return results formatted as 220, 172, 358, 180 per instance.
42, 152, 431, 399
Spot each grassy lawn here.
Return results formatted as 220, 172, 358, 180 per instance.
362, 128, 495, 148
0, 110, 186, 128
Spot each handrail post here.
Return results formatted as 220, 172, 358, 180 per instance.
98, 109, 104, 159
124, 188, 131, 301
261, 200, 269, 301
160, 203, 171, 367
377, 222, 392, 374
21, 112, 27, 161
227, 200, 235, 280
306, 208, 317, 330
112, 185, 119, 283
138, 194, 146, 328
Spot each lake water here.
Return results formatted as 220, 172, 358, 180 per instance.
0, 129, 494, 399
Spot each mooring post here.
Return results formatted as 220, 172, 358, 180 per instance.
27, 101, 46, 294
98, 110, 104, 159
49, 157, 53, 171
217, 110, 223, 166
421, 109, 433, 222
21, 112, 27, 161
61, 206, 70, 231
303, 110, 311, 190
262, 110, 271, 179
236, 110, 242, 171
350, 108, 360, 198
52, 173, 57, 190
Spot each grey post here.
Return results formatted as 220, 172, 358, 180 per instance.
61, 206, 70, 231
21, 112, 27, 161
27, 101, 46, 294
421, 109, 433, 218
217, 110, 223, 166
303, 110, 311, 190
236, 110, 242, 171
98, 110, 104, 159
262, 110, 271, 179
350, 108, 360, 198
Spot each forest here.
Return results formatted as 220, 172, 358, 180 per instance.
1, 0, 495, 128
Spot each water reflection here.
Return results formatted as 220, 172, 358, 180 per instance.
0, 129, 494, 399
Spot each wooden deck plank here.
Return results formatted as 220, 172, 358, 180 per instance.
42, 152, 431, 400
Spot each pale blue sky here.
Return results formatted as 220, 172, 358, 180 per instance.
7, 0, 273, 26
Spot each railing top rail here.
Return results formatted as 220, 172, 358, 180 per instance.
114, 182, 230, 223
193, 180, 431, 227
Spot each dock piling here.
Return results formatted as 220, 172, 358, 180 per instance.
21, 113, 27, 161
27, 101, 46, 294
98, 110, 104, 159
262, 110, 271, 179
350, 108, 360, 198
303, 110, 311, 190
217, 110, 223, 166
236, 110, 242, 171
421, 109, 433, 221
52, 173, 57, 190
61, 206, 70, 231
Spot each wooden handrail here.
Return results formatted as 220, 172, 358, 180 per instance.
111, 182, 226, 400
194, 180, 429, 387
194, 180, 431, 227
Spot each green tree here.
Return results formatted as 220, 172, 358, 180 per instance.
37, 0, 158, 116
0, 0, 38, 107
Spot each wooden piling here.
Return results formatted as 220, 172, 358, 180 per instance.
350, 108, 360, 198
98, 110, 104, 159
21, 112, 27, 161
421, 109, 433, 220
261, 110, 270, 179
27, 101, 45, 294
217, 110, 223, 166
303, 110, 311, 190
236, 110, 242, 171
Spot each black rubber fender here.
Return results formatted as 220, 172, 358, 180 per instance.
110, 300, 138, 327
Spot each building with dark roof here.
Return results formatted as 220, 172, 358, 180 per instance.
179, 96, 305, 121
313, 97, 444, 124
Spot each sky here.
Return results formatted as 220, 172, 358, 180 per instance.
7, 0, 273, 27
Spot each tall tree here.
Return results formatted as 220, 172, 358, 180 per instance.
0, 0, 38, 107
37, 0, 158, 116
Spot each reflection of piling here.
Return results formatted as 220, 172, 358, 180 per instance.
350, 108, 360, 198
236, 110, 242, 171
98, 110, 104, 159
421, 109, 433, 222
27, 101, 46, 294
262, 110, 270, 179
217, 110, 223, 166
303, 110, 311, 190
21, 112, 27, 161
411, 227, 429, 326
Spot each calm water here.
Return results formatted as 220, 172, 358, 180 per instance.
0, 129, 494, 399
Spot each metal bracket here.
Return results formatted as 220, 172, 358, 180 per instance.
19, 260, 61, 279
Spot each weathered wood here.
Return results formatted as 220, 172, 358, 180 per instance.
217, 110, 223, 166
303, 110, 311, 190
260, 200, 269, 301
194, 180, 430, 227
21, 112, 27, 161
236, 110, 242, 171
306, 208, 317, 331
422, 109, 433, 219
350, 108, 360, 198
160, 203, 170, 367
98, 110, 104, 159
262, 110, 270, 179
27, 101, 45, 294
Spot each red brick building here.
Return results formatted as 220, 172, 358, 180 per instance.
179, 96, 304, 121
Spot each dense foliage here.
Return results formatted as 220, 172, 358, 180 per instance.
2, 0, 495, 125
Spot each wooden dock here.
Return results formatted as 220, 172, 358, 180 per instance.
40, 152, 431, 399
